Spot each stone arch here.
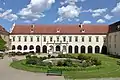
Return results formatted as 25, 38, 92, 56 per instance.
101, 46, 107, 54
24, 45, 27, 50
68, 45, 72, 53
17, 45, 22, 50
88, 46, 92, 53
56, 45, 60, 51
36, 45, 40, 53
95, 46, 100, 53
43, 45, 47, 53
29, 45, 34, 50
12, 45, 15, 50
74, 45, 78, 53
81, 45, 85, 53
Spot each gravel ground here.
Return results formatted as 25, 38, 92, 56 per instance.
0, 55, 64, 80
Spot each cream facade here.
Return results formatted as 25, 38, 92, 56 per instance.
10, 34, 106, 54
9, 24, 108, 54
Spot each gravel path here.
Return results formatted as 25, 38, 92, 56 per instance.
0, 56, 65, 80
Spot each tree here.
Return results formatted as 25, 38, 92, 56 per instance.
0, 37, 6, 51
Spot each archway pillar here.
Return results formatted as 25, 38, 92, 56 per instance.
93, 46, 95, 54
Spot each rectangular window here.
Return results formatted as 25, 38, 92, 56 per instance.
43, 36, 46, 42
30, 36, 33, 42
24, 36, 27, 42
103, 37, 106, 42
13, 36, 15, 42
75, 36, 78, 42
81, 36, 84, 42
57, 36, 59, 42
115, 44, 116, 48
96, 36, 99, 42
37, 36, 39, 42
63, 36, 66, 42
114, 35, 117, 42
109, 44, 111, 48
89, 36, 92, 42
50, 36, 53, 42
69, 36, 72, 42
18, 36, 21, 42
109, 36, 111, 42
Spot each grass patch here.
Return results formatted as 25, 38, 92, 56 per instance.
10, 54, 120, 79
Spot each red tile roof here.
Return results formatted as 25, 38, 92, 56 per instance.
0, 25, 9, 33
11, 24, 109, 35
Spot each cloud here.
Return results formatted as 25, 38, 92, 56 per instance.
0, 8, 4, 11
92, 8, 107, 17
92, 13, 101, 17
0, 9, 18, 21
55, 0, 81, 22
24, 20, 31, 23
18, 0, 55, 22
111, 2, 120, 15
92, 8, 107, 13
80, 0, 86, 2
104, 14, 113, 20
97, 19, 105, 23
83, 20, 91, 24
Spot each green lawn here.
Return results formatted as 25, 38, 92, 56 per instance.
10, 54, 120, 79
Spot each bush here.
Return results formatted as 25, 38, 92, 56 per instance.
26, 59, 37, 65
117, 60, 120, 65
63, 59, 72, 67
51, 55, 55, 58
57, 61, 63, 66
48, 54, 51, 58
26, 55, 31, 59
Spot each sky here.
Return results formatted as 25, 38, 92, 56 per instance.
0, 0, 120, 31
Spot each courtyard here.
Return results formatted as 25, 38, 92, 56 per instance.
0, 55, 64, 80
8, 53, 120, 80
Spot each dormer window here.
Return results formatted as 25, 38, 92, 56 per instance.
117, 25, 120, 30
30, 24, 34, 33
56, 28, 60, 33
80, 29, 85, 32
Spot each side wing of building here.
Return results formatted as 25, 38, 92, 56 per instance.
108, 21, 120, 55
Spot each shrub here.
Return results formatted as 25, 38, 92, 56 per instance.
63, 59, 72, 67
31, 55, 38, 59
57, 61, 63, 66
26, 59, 37, 65
57, 54, 65, 58
117, 60, 120, 65
26, 54, 31, 59
42, 56, 47, 60
48, 54, 51, 58
51, 55, 55, 58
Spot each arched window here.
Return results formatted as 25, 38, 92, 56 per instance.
88, 46, 92, 53
95, 46, 100, 53
12, 45, 15, 50
74, 46, 78, 53
81, 45, 85, 53
68, 45, 72, 53
17, 45, 22, 50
